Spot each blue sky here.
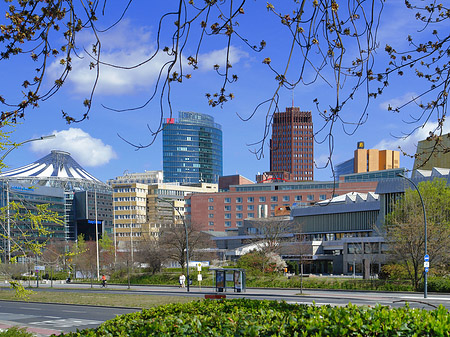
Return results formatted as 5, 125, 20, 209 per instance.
1, 1, 448, 183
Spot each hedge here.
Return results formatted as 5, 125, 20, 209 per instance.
57, 299, 450, 336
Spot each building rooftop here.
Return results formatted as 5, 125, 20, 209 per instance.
0, 150, 101, 182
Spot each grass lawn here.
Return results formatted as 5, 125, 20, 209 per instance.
0, 289, 201, 308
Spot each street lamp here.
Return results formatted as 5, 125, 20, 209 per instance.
156, 197, 190, 292
0, 135, 56, 163
1, 134, 55, 262
397, 173, 428, 298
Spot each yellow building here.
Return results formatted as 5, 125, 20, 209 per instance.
113, 183, 148, 252
112, 181, 218, 252
354, 148, 400, 173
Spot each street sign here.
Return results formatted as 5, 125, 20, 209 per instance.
197, 263, 202, 272
198, 274, 202, 281
424, 254, 429, 262
424, 262, 429, 268
425, 267, 429, 273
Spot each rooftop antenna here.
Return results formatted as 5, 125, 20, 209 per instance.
292, 90, 294, 108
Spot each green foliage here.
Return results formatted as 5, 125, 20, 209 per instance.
379, 264, 410, 280
385, 178, 450, 291
421, 277, 450, 293
236, 251, 285, 274
58, 299, 450, 336
246, 275, 414, 292
0, 326, 34, 337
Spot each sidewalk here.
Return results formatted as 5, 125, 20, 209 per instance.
0, 321, 61, 337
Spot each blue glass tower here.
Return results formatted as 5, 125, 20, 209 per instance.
163, 112, 223, 184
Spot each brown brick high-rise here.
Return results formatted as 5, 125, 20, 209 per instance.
270, 107, 314, 181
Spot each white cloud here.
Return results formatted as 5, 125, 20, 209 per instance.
48, 20, 249, 96
30, 128, 117, 167
48, 20, 170, 95
373, 121, 450, 155
198, 46, 249, 71
379, 92, 418, 111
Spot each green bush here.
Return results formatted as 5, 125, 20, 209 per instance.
0, 326, 34, 337
379, 264, 409, 280
58, 299, 450, 336
420, 277, 450, 293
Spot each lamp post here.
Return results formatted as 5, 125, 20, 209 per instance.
156, 197, 190, 292
397, 173, 428, 298
1, 134, 55, 263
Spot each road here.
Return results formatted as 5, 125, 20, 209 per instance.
1, 282, 450, 336
0, 299, 137, 336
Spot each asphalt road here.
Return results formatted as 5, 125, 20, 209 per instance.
1, 282, 450, 336
0, 299, 137, 336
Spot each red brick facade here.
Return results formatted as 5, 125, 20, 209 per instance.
270, 107, 314, 181
187, 180, 378, 232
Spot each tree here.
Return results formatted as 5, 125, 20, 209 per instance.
385, 178, 450, 291
237, 250, 286, 274
1, 1, 449, 168
246, 217, 295, 256
159, 225, 209, 273
135, 238, 164, 275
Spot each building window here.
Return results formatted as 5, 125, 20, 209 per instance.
247, 213, 254, 218
208, 198, 214, 202
208, 206, 214, 210
247, 197, 254, 203
225, 197, 231, 203
224, 205, 231, 211
236, 205, 243, 211
271, 196, 278, 202
283, 195, 290, 202
236, 213, 243, 219
247, 205, 254, 211
225, 213, 231, 219
208, 221, 214, 226
271, 204, 277, 210
225, 221, 231, 227
347, 243, 363, 254
295, 195, 302, 201
319, 194, 326, 201
307, 194, 314, 201
259, 196, 266, 202
236, 197, 242, 203
236, 221, 243, 227
208, 214, 214, 218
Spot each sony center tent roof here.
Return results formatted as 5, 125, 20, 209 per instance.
0, 150, 109, 191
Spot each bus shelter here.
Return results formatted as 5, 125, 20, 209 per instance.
210, 268, 246, 293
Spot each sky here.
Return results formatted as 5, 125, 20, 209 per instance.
1, 1, 449, 183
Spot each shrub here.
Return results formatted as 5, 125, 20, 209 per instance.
58, 299, 450, 336
379, 264, 409, 280
0, 326, 34, 337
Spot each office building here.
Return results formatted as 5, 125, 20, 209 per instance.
185, 169, 408, 232
107, 170, 163, 185
0, 150, 113, 259
112, 181, 218, 249
335, 142, 400, 179
270, 107, 314, 181
413, 133, 450, 173
163, 111, 223, 184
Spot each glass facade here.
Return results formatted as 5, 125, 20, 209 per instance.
163, 111, 223, 184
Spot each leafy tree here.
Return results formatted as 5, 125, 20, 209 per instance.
385, 178, 450, 291
99, 233, 114, 271
237, 250, 286, 274
1, 1, 449, 165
